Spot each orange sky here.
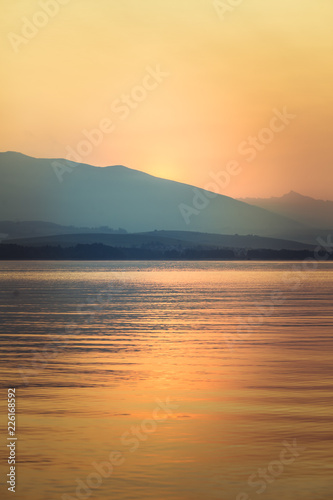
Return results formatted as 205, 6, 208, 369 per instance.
1, 0, 333, 199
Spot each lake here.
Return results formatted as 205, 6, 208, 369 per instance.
0, 261, 332, 500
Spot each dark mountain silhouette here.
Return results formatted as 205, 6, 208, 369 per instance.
0, 152, 324, 244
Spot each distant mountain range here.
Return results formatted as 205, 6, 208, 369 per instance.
0, 152, 330, 247
0, 220, 126, 242
239, 191, 333, 230
3, 229, 314, 252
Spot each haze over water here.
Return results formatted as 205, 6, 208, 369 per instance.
0, 261, 332, 500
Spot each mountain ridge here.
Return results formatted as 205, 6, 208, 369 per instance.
239, 192, 333, 229
4, 230, 315, 251
0, 152, 327, 244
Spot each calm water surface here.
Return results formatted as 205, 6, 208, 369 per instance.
0, 261, 332, 500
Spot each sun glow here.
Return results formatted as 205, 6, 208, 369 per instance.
1, 0, 333, 199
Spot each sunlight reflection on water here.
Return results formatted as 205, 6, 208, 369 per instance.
0, 261, 332, 499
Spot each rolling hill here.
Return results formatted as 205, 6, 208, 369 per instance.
4, 230, 314, 251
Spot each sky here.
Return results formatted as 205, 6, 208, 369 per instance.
1, 0, 333, 199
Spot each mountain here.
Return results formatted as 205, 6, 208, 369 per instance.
0, 220, 126, 242
4, 230, 314, 251
0, 152, 322, 244
239, 191, 333, 230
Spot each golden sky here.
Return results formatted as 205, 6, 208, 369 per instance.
1, 0, 333, 199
